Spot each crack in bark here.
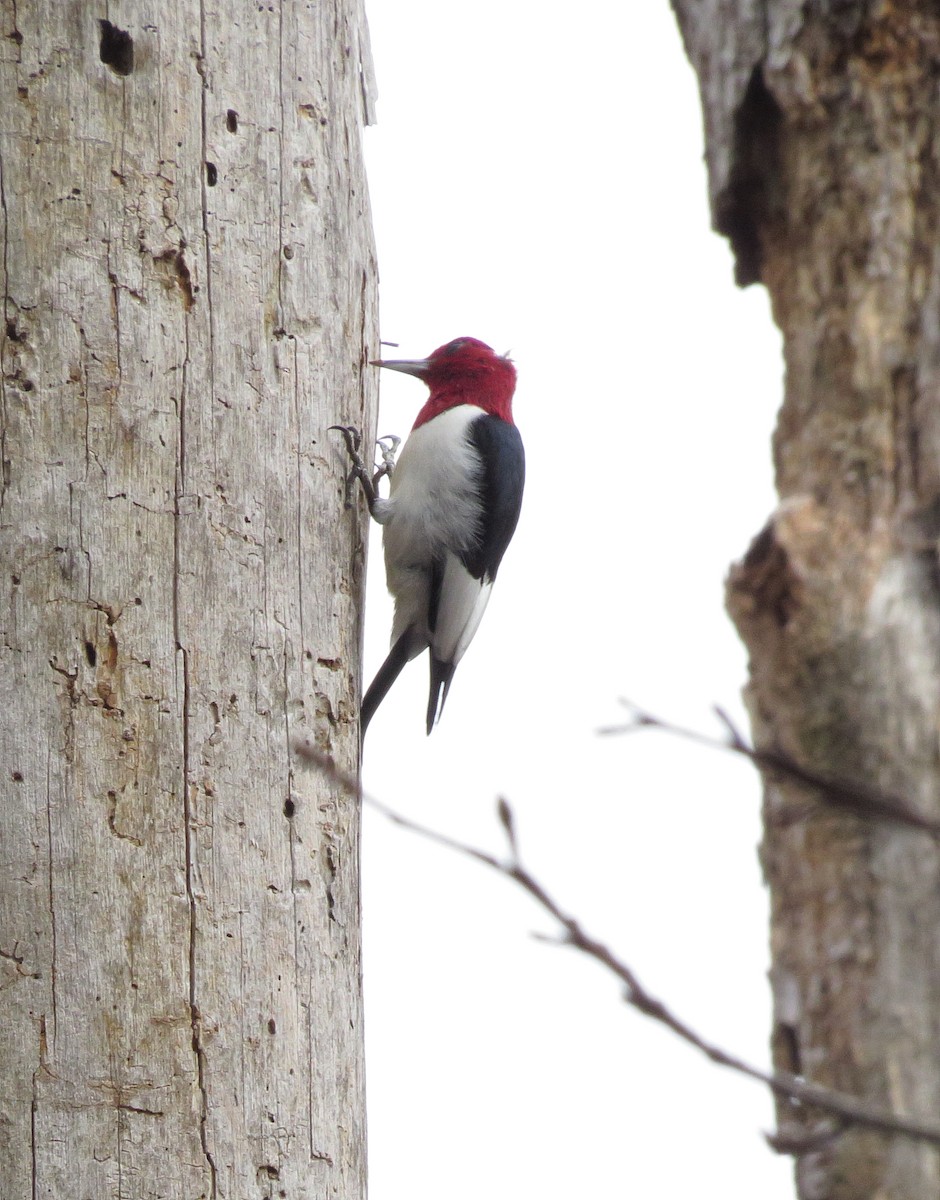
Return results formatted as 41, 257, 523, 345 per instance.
6, 0, 22, 59
30, 1082, 38, 1200
276, 0, 287, 321
107, 788, 142, 846
182, 655, 218, 1197
105, 239, 124, 389
44, 753, 57, 1048
48, 658, 76, 779
291, 335, 305, 652
67, 480, 93, 599
0, 942, 40, 979
0, 141, 10, 515
281, 637, 305, 971
173, 288, 217, 1197
198, 0, 216, 380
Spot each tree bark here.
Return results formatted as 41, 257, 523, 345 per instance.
0, 3, 376, 1196
671, 3, 940, 1197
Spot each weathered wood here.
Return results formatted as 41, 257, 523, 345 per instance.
672, 2, 940, 1196
0, 2, 376, 1195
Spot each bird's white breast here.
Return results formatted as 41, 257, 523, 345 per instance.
382, 404, 484, 645
384, 405, 483, 563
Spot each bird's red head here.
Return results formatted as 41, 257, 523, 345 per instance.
371, 337, 517, 428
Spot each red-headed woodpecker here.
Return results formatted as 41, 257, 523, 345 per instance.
334, 337, 525, 736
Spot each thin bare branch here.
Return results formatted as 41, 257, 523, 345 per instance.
765, 1122, 847, 1156
599, 700, 940, 836
497, 795, 520, 862
294, 739, 940, 1150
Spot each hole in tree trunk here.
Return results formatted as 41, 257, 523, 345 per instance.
99, 20, 134, 76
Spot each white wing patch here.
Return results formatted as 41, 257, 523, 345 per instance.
433, 552, 493, 666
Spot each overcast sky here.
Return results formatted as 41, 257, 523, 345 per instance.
358, 3, 792, 1196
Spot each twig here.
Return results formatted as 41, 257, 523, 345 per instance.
598, 700, 940, 836
295, 740, 940, 1150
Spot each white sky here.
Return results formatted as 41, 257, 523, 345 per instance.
359, 2, 792, 1196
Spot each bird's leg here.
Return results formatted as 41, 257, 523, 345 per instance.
328, 425, 379, 512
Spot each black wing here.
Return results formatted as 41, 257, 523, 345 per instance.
461, 414, 525, 582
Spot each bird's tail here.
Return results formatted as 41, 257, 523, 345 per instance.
361, 630, 416, 738
426, 655, 457, 736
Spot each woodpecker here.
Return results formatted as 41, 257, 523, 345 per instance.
334, 336, 525, 736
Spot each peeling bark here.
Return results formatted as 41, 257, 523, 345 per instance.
0, 3, 376, 1196
672, 2, 940, 1196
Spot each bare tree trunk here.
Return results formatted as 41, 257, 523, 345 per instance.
0, 3, 376, 1196
671, 3, 940, 1197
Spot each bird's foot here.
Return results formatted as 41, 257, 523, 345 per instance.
373, 434, 401, 489
377, 434, 401, 470
328, 424, 376, 511
329, 424, 362, 456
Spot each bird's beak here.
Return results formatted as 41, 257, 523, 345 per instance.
370, 357, 431, 380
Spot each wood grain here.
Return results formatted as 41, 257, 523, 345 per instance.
0, 2, 376, 1195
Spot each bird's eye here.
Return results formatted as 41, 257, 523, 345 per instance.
444, 338, 469, 355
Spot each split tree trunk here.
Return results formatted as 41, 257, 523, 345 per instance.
671, 3, 940, 1197
0, 3, 376, 1196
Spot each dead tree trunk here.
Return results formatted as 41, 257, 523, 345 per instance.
671, 3, 940, 1197
0, 3, 376, 1196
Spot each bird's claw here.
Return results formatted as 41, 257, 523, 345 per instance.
328, 424, 372, 510
328, 424, 363, 457
373, 434, 401, 487
376, 434, 401, 469
329, 426, 403, 513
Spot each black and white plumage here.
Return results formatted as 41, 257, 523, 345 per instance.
350, 337, 525, 736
